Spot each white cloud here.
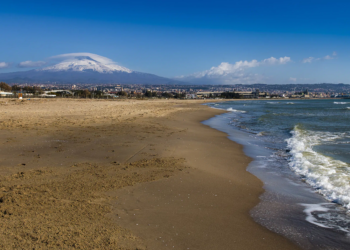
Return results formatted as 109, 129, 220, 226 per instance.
302, 57, 314, 63
302, 52, 337, 63
190, 56, 291, 78
0, 62, 10, 69
18, 60, 46, 68
196, 60, 259, 78
262, 56, 291, 65
50, 53, 115, 65
177, 56, 291, 84
289, 77, 297, 82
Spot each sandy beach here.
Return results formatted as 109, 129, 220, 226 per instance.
0, 98, 299, 249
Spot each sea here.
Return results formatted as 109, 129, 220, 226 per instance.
204, 99, 350, 249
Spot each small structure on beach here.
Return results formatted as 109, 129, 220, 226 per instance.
0, 91, 13, 97
39, 94, 56, 98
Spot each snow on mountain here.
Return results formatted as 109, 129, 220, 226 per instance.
0, 52, 188, 84
39, 53, 132, 73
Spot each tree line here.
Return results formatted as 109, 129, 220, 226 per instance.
220, 92, 244, 99
0, 81, 188, 99
0, 82, 12, 92
0, 82, 44, 94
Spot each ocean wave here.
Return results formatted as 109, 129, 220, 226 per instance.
267, 102, 280, 104
257, 131, 268, 136
286, 126, 350, 209
334, 102, 348, 104
227, 108, 246, 113
287, 102, 294, 105
347, 107, 350, 110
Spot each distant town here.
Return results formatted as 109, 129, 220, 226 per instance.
1, 82, 350, 99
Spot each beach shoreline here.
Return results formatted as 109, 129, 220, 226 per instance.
0, 98, 298, 249
206, 99, 350, 249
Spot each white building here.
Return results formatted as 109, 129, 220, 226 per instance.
186, 94, 197, 99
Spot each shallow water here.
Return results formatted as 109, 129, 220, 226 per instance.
204, 99, 350, 249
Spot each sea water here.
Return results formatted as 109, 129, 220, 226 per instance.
204, 99, 350, 249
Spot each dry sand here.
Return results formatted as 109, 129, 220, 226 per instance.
0, 98, 299, 249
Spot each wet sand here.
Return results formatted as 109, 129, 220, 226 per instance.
0, 98, 299, 249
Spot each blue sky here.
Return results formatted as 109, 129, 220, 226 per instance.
1, 0, 350, 84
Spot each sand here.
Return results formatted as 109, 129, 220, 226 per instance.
0, 98, 299, 249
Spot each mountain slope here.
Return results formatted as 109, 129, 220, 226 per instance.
0, 70, 183, 84
0, 53, 186, 85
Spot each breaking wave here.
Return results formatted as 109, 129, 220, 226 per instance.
286, 126, 350, 209
227, 108, 246, 113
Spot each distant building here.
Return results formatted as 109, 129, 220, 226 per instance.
186, 94, 197, 99
234, 89, 269, 99
196, 91, 223, 98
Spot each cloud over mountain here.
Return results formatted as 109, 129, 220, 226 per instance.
18, 61, 46, 68
41, 53, 132, 73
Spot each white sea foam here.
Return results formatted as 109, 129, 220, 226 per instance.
227, 108, 246, 113
347, 107, 350, 110
300, 203, 350, 232
256, 162, 267, 168
300, 203, 331, 228
286, 126, 350, 209
286, 102, 294, 105
267, 102, 280, 104
334, 102, 348, 104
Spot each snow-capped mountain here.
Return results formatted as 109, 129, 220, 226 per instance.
0, 53, 185, 85
39, 53, 133, 73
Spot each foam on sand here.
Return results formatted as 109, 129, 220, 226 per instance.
300, 203, 331, 228
300, 203, 350, 232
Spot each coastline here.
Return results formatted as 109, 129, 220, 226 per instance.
112, 103, 299, 249
205, 99, 350, 249
0, 98, 298, 249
